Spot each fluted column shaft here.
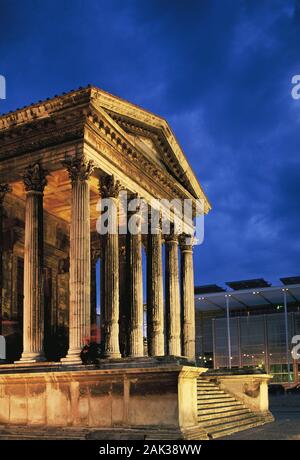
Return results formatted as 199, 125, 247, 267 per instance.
165, 232, 181, 356
147, 212, 164, 356
62, 157, 93, 364
180, 237, 196, 361
90, 250, 98, 334
103, 197, 120, 358
100, 247, 106, 346
127, 198, 144, 357
99, 175, 123, 359
19, 164, 47, 362
119, 243, 128, 356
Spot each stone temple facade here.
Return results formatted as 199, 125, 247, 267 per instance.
0, 87, 272, 439
0, 85, 210, 364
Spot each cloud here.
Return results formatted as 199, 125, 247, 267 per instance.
0, 0, 299, 286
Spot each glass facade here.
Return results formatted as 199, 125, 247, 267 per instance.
198, 311, 300, 383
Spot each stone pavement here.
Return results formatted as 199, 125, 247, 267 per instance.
222, 394, 300, 440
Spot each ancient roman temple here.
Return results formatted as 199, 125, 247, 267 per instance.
0, 86, 273, 439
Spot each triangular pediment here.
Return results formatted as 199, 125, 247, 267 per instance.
90, 87, 211, 212
126, 134, 165, 169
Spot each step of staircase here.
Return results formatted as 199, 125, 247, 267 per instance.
198, 410, 255, 427
196, 376, 269, 439
197, 394, 236, 402
198, 407, 250, 422
197, 381, 216, 384
197, 379, 215, 387
197, 389, 226, 395
198, 402, 249, 416
208, 418, 265, 439
198, 400, 242, 409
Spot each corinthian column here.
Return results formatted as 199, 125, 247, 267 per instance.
19, 163, 48, 362
147, 208, 164, 356
119, 242, 128, 357
180, 234, 195, 361
99, 175, 122, 359
165, 226, 181, 357
0, 184, 11, 336
61, 157, 94, 364
127, 195, 144, 357
90, 248, 99, 341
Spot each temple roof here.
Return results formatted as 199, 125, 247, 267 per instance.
0, 85, 211, 212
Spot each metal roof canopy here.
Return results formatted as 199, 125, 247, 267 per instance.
195, 284, 226, 294
195, 283, 300, 312
226, 278, 271, 290
280, 276, 300, 285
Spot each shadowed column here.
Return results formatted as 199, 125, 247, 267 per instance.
147, 209, 164, 356
127, 195, 144, 357
180, 234, 195, 361
90, 248, 99, 342
19, 164, 48, 362
165, 226, 181, 357
0, 184, 11, 336
61, 156, 94, 364
99, 175, 122, 359
99, 242, 106, 349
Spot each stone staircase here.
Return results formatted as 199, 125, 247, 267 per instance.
0, 377, 272, 440
197, 376, 270, 438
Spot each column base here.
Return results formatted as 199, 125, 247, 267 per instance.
128, 354, 145, 359
60, 349, 83, 365
15, 352, 46, 364
103, 352, 122, 359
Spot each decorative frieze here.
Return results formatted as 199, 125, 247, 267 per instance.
0, 87, 90, 130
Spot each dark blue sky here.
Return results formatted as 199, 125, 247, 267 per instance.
1, 0, 300, 288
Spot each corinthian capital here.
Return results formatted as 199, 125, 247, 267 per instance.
62, 156, 94, 183
179, 233, 194, 250
0, 183, 11, 205
164, 223, 179, 243
99, 174, 123, 198
23, 163, 48, 192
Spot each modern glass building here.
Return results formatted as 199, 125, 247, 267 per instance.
195, 277, 300, 384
